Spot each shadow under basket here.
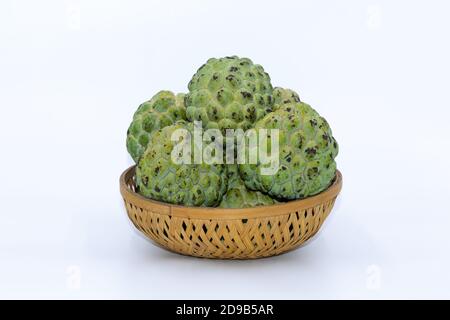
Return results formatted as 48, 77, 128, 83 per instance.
120, 166, 343, 259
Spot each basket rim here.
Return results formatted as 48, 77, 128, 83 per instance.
120, 165, 342, 219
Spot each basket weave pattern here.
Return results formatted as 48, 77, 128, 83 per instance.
120, 166, 342, 259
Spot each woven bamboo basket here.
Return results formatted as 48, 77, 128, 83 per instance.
120, 166, 342, 259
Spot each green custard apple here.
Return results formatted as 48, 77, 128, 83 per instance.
136, 121, 228, 207
272, 87, 301, 110
219, 165, 277, 208
239, 102, 338, 200
185, 56, 274, 131
127, 90, 186, 163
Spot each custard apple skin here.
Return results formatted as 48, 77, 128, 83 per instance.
126, 91, 186, 163
136, 121, 227, 207
185, 56, 274, 131
219, 165, 277, 208
239, 102, 338, 200
272, 87, 301, 110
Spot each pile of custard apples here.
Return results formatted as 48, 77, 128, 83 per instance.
126, 56, 338, 208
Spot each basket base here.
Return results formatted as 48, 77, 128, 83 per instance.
125, 198, 335, 259
121, 166, 342, 260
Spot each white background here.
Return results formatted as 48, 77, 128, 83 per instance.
1, 0, 449, 299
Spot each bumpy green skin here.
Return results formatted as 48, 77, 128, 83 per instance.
127, 91, 186, 163
239, 102, 338, 200
185, 56, 274, 131
272, 87, 301, 110
136, 121, 227, 207
219, 166, 277, 208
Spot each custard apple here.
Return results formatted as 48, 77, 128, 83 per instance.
219, 165, 277, 208
185, 56, 274, 131
136, 121, 227, 207
127, 90, 186, 163
239, 102, 338, 200
273, 87, 301, 110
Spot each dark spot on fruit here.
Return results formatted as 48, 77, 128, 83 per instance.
155, 186, 160, 192
310, 119, 317, 126
229, 66, 239, 72
142, 176, 149, 186
305, 148, 317, 156
212, 74, 218, 80
241, 91, 252, 99
286, 107, 291, 112
307, 167, 319, 179
285, 152, 293, 161
197, 189, 201, 194
258, 97, 264, 105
